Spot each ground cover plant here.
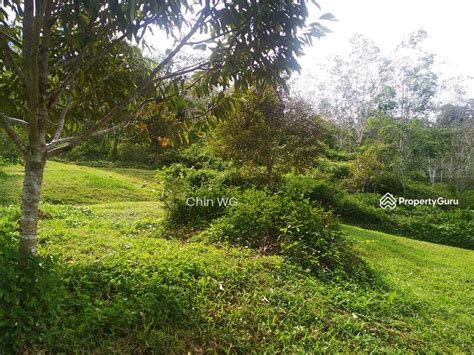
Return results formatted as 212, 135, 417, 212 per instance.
1, 163, 473, 352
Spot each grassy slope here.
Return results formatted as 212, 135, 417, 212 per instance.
343, 225, 474, 349
0, 161, 156, 205
1, 163, 473, 352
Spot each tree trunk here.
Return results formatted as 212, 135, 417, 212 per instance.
19, 151, 46, 259
266, 163, 274, 190
431, 167, 436, 186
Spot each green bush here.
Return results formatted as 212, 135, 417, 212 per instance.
373, 173, 404, 195
280, 174, 344, 209
334, 196, 392, 230
157, 164, 241, 227
156, 143, 229, 170
392, 208, 474, 249
335, 195, 473, 249
200, 189, 354, 275
315, 158, 351, 179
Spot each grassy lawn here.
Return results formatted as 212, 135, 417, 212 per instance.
343, 225, 474, 350
0, 161, 155, 205
1, 163, 473, 352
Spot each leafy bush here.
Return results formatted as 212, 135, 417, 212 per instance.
335, 196, 473, 249
157, 164, 242, 227
334, 196, 392, 230
156, 143, 229, 170
392, 208, 474, 249
200, 189, 354, 275
315, 158, 351, 179
373, 173, 404, 195
280, 174, 344, 209
280, 174, 473, 249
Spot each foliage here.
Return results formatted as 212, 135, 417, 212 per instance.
348, 145, 383, 192
280, 173, 344, 209
212, 87, 325, 187
336, 196, 474, 249
1, 162, 472, 352
155, 142, 229, 170
157, 163, 244, 227
199, 188, 355, 276
315, 158, 352, 179
0, 206, 63, 351
0, 132, 21, 165
391, 208, 474, 249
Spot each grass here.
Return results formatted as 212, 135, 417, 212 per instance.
0, 161, 155, 205
1, 163, 473, 352
343, 225, 474, 350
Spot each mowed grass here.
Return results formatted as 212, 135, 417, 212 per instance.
1, 163, 473, 352
0, 161, 155, 205
343, 225, 474, 350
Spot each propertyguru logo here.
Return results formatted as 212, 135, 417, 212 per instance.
379, 193, 459, 209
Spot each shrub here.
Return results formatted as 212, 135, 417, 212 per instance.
373, 173, 404, 195
315, 158, 351, 179
334, 196, 392, 230
156, 143, 229, 170
392, 209, 474, 249
157, 164, 241, 227
280, 174, 344, 209
200, 189, 354, 275
116, 142, 153, 164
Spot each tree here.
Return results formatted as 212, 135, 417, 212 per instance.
349, 145, 383, 192
212, 87, 325, 188
0, 0, 334, 258
308, 34, 382, 150
366, 114, 422, 190
377, 29, 438, 121
437, 100, 474, 191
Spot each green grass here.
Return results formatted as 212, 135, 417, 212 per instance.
343, 224, 474, 350
1, 163, 473, 352
0, 161, 155, 205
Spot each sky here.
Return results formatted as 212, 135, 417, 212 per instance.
295, 0, 474, 97
145, 0, 474, 98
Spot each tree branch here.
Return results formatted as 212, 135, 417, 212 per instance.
47, 15, 158, 111
0, 113, 27, 155
51, 104, 69, 142
2, 115, 29, 128
47, 121, 133, 156
0, 32, 25, 82
49, 11, 211, 152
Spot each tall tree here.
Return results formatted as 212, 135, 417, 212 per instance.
0, 0, 334, 258
310, 34, 382, 150
377, 29, 438, 121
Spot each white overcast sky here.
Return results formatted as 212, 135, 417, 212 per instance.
296, 0, 474, 97
146, 0, 474, 98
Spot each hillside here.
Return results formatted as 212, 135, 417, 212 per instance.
0, 162, 156, 205
0, 163, 473, 352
